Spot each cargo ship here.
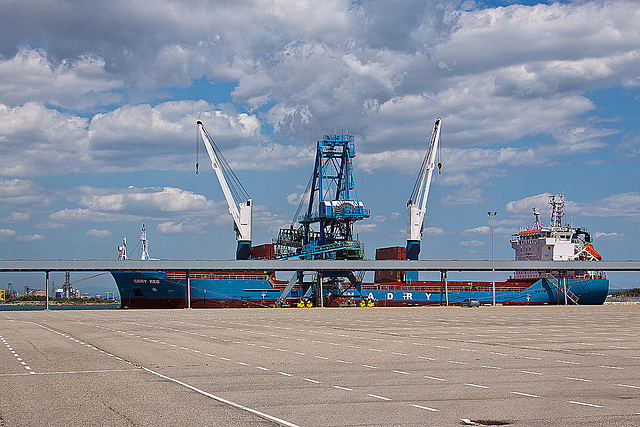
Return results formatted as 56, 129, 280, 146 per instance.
111, 120, 608, 308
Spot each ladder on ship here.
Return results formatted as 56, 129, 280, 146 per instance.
547, 278, 579, 305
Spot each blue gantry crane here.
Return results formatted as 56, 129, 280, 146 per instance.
299, 133, 370, 259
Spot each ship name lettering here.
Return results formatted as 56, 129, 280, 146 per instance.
387, 292, 394, 300
403, 292, 413, 300
425, 293, 431, 300
133, 279, 147, 284
149, 279, 160, 284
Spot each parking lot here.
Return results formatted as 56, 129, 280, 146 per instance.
1, 305, 639, 426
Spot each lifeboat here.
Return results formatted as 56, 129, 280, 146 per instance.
580, 243, 602, 261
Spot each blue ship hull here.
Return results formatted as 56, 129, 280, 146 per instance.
112, 271, 609, 308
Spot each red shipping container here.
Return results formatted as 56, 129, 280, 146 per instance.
374, 246, 405, 282
252, 243, 275, 259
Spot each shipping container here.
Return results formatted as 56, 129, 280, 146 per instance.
374, 246, 406, 282
252, 243, 275, 259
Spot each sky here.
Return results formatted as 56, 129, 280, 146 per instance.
0, 0, 639, 296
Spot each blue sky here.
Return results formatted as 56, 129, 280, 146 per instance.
0, 0, 638, 295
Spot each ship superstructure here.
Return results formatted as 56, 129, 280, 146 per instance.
511, 192, 602, 280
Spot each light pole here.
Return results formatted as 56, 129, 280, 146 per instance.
488, 211, 497, 306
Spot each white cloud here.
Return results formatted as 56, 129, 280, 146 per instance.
86, 229, 112, 238
423, 226, 444, 236
0, 104, 90, 177
578, 192, 640, 219
460, 240, 483, 247
442, 187, 484, 206
616, 133, 640, 157
157, 220, 209, 235
50, 186, 222, 224
594, 232, 625, 240
462, 226, 489, 235
35, 220, 65, 230
6, 212, 30, 222
0, 179, 52, 207
0, 48, 123, 109
506, 193, 554, 217
0, 228, 16, 240
16, 234, 45, 242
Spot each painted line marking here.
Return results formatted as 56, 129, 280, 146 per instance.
482, 365, 502, 370
237, 362, 249, 366
314, 356, 328, 360
465, 383, 489, 389
564, 377, 592, 382
616, 384, 640, 389
392, 370, 411, 375
557, 360, 580, 365
304, 378, 320, 384
600, 365, 624, 370
362, 365, 378, 369
368, 394, 391, 401
520, 370, 543, 376
411, 404, 439, 412
333, 386, 353, 391
424, 375, 446, 381
511, 392, 539, 398
141, 367, 299, 427
418, 356, 435, 361
337, 360, 351, 364
568, 401, 603, 408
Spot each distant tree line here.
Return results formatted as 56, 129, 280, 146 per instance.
1, 295, 116, 304
611, 288, 640, 297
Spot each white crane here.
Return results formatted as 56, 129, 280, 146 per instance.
406, 117, 441, 271
196, 121, 253, 259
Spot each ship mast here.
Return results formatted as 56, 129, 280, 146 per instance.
549, 191, 565, 228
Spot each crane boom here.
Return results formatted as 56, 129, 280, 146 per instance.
406, 117, 441, 263
197, 121, 252, 259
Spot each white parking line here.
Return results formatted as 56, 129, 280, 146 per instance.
568, 401, 603, 408
424, 375, 446, 381
333, 386, 353, 391
411, 404, 439, 412
465, 383, 489, 389
520, 370, 543, 376
616, 384, 640, 389
564, 377, 592, 382
368, 394, 391, 401
142, 367, 299, 427
511, 391, 539, 398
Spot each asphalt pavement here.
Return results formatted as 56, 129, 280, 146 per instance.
1, 305, 639, 426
